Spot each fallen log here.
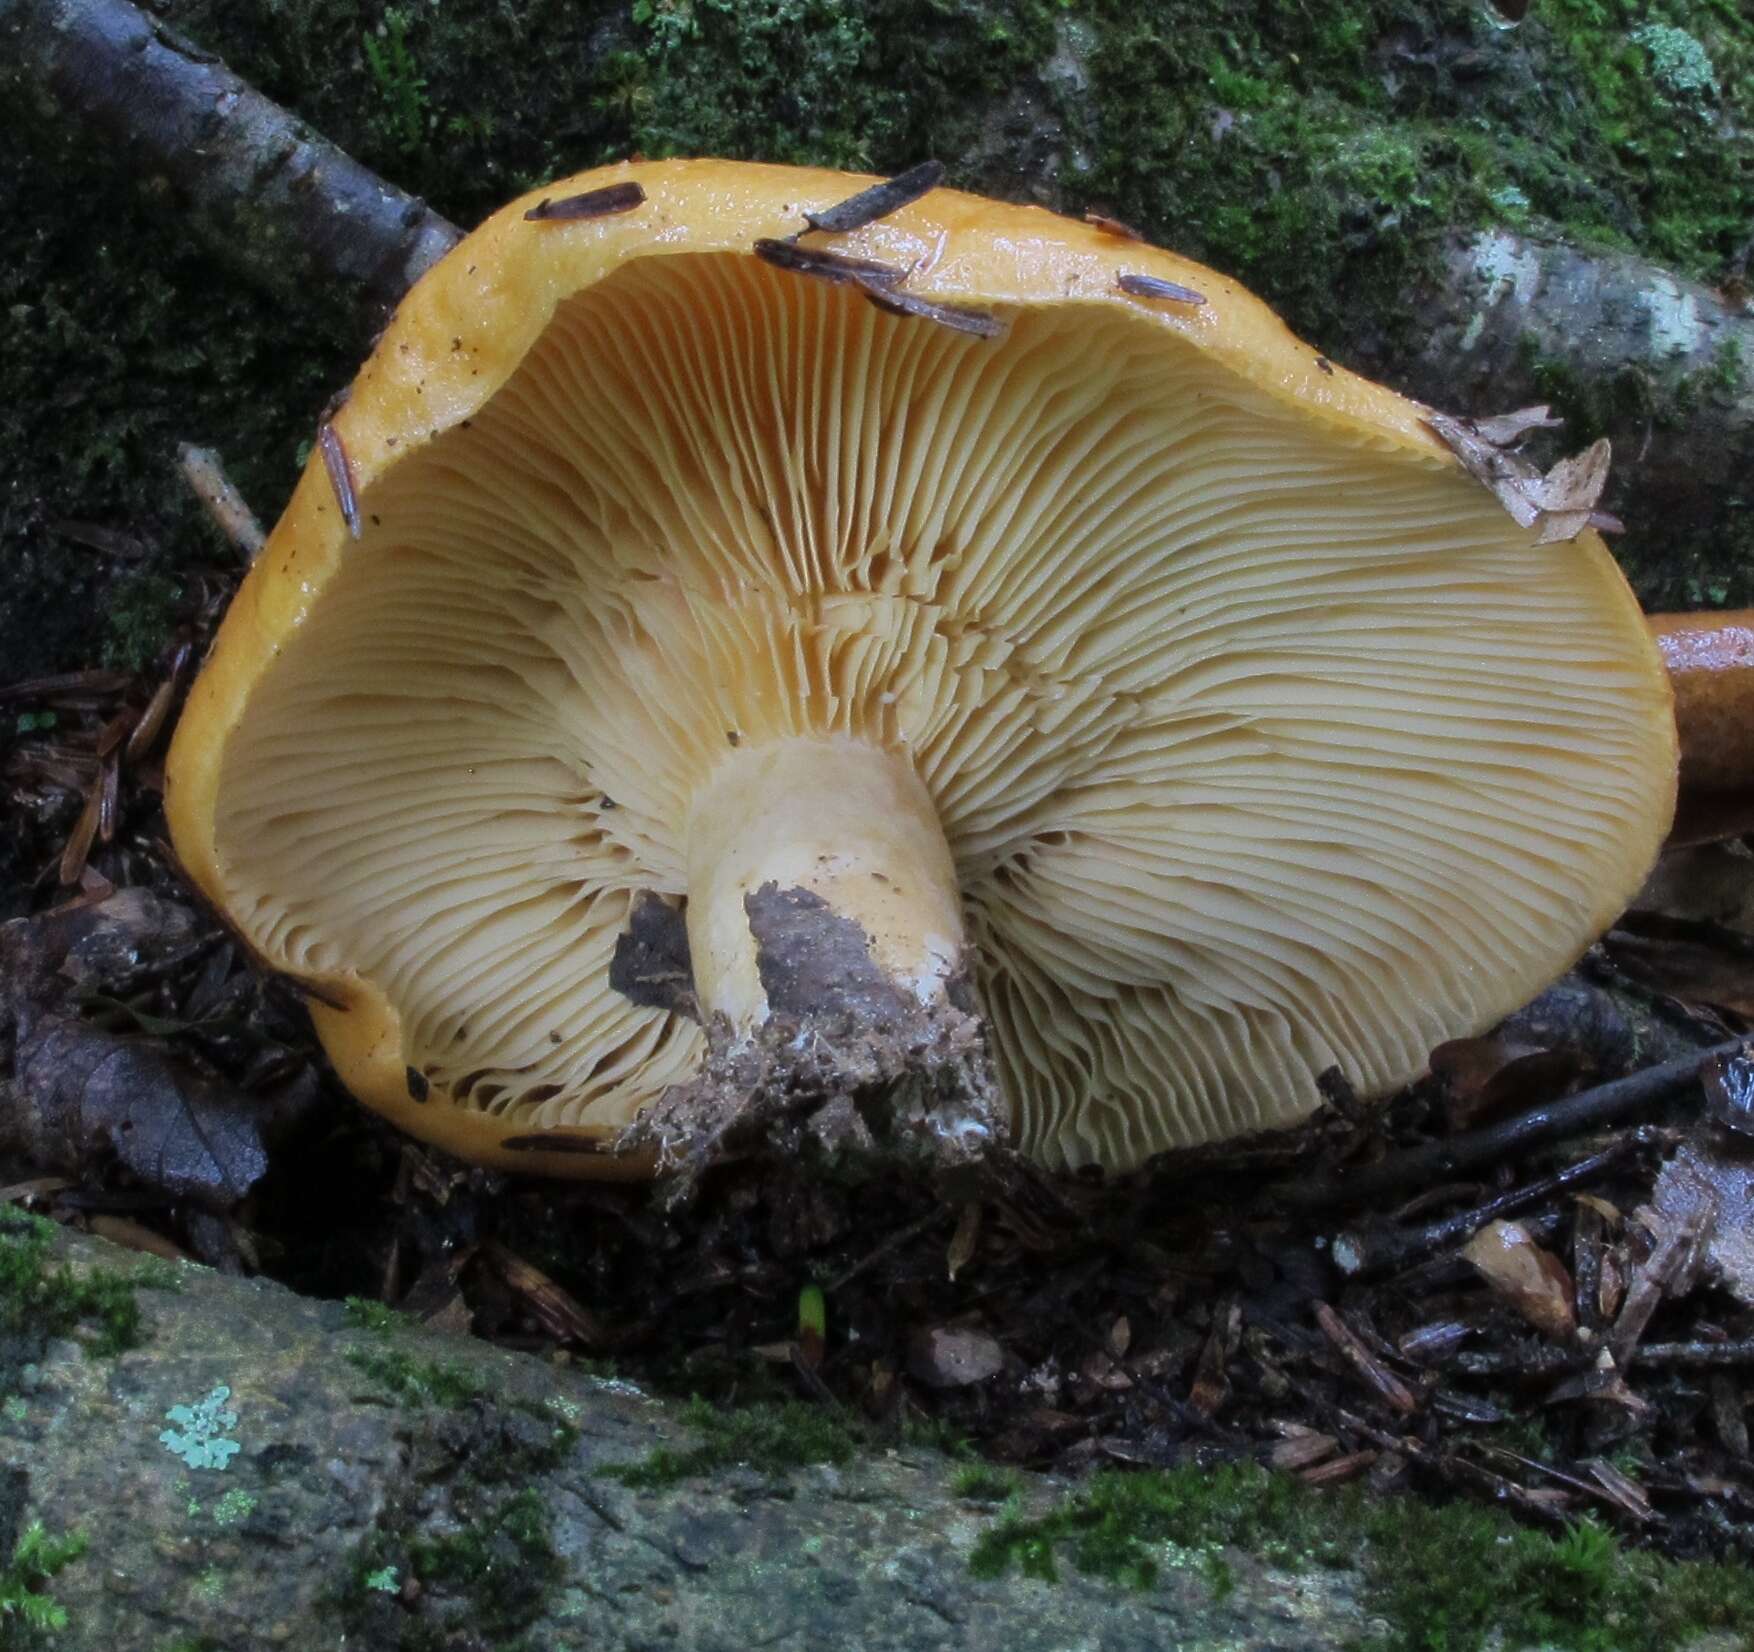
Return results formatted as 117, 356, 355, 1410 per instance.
0, 1220, 1377, 1650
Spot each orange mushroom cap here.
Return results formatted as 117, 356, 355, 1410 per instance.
165, 159, 1677, 1177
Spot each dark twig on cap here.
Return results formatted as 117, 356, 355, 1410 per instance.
803, 160, 945, 235
317, 422, 361, 541
524, 181, 647, 222
859, 283, 1005, 339
1117, 272, 1207, 306
752, 238, 908, 289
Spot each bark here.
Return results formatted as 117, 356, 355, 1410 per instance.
0, 0, 460, 326
1369, 231, 1754, 602
0, 1225, 1379, 1651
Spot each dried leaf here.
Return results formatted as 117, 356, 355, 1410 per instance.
0, 892, 322, 1209
1469, 405, 1563, 445
1522, 438, 1610, 514
1424, 412, 1616, 545
1461, 1219, 1579, 1342
1604, 915, 1754, 1017
1429, 1035, 1581, 1129
1636, 842, 1754, 935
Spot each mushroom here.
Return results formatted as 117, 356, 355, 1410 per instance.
1648, 608, 1754, 845
164, 159, 1677, 1179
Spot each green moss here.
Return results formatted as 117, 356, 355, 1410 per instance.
344, 1344, 488, 1409
362, 9, 431, 159
100, 572, 182, 673
409, 1489, 563, 1639
599, 1395, 860, 1489
0, 134, 351, 684
0, 1520, 86, 1642
342, 1486, 566, 1650
1708, 335, 1748, 399
341, 1339, 579, 1484
951, 1463, 1020, 1503
341, 1296, 407, 1335
210, 1489, 258, 1528
969, 1462, 1754, 1652
0, 1212, 174, 1365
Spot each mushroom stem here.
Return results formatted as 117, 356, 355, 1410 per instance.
1649, 609, 1754, 845
684, 737, 967, 1033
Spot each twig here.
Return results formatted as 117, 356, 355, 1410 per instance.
178, 444, 265, 563
0, 0, 460, 320
1333, 1130, 1655, 1278
1288, 1041, 1742, 1212
1632, 1337, 1754, 1368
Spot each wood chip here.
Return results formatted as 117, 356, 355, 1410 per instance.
480, 1239, 610, 1348
1084, 212, 1146, 241
1299, 1448, 1378, 1486
1315, 1301, 1418, 1414
1270, 1431, 1339, 1471
858, 283, 1005, 338
178, 442, 265, 563
1584, 1456, 1653, 1522
1611, 1203, 1712, 1366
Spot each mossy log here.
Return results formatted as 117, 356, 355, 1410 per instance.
0, 1224, 1382, 1651
1371, 229, 1754, 613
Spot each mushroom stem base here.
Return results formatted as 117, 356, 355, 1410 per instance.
684, 737, 968, 1031
626, 737, 1006, 1184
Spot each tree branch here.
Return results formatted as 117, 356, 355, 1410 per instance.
0, 0, 460, 323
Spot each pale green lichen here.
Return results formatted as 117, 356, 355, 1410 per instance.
159, 1386, 241, 1472
1629, 23, 1719, 102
